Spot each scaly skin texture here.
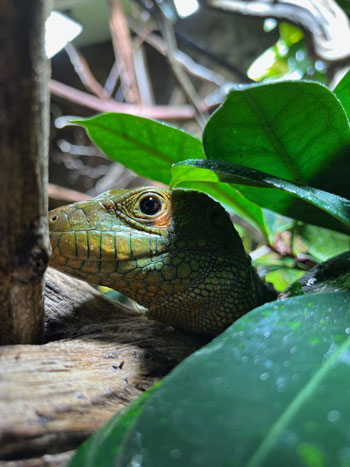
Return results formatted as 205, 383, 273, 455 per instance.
49, 187, 276, 335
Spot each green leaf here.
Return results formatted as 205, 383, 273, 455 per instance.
78, 292, 350, 466
264, 268, 305, 292
72, 113, 205, 185
334, 70, 350, 122
70, 383, 161, 467
171, 159, 350, 234
296, 224, 350, 262
283, 251, 350, 298
203, 81, 350, 198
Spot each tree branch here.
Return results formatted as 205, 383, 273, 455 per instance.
64, 43, 111, 100
108, 0, 142, 104
49, 79, 210, 120
156, 5, 208, 128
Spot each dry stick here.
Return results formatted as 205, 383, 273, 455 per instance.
133, 45, 156, 106
108, 0, 142, 104
156, 8, 208, 129
104, 61, 121, 96
64, 43, 110, 100
131, 25, 156, 106
128, 19, 226, 87
49, 79, 210, 120
48, 183, 91, 205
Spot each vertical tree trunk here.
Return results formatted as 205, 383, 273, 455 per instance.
0, 0, 50, 344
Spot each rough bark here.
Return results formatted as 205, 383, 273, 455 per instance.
0, 0, 50, 344
0, 268, 207, 465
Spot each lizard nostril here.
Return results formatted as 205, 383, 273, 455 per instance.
50, 215, 58, 223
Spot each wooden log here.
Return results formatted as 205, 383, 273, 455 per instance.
0, 268, 207, 465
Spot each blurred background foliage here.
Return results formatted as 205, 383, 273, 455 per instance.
48, 0, 350, 295
247, 22, 327, 83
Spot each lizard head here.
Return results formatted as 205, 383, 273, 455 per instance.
49, 187, 258, 335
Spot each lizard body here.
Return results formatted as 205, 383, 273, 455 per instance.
49, 187, 276, 335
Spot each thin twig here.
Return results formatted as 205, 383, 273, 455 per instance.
128, 19, 226, 87
155, 6, 208, 128
64, 43, 110, 100
49, 79, 210, 120
48, 183, 91, 205
108, 0, 142, 104
133, 46, 155, 106
104, 61, 121, 96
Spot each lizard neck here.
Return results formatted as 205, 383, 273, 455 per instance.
130, 249, 276, 336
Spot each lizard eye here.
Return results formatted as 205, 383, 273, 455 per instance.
139, 195, 162, 216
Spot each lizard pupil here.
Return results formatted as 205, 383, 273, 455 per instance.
140, 196, 161, 215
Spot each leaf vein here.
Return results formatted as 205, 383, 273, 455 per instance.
246, 335, 350, 467
244, 90, 306, 184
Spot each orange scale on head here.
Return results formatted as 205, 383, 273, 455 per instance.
152, 210, 173, 228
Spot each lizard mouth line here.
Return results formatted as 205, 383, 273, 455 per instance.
50, 229, 165, 235
50, 250, 167, 262
50, 230, 168, 262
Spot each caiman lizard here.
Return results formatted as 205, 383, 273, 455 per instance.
49, 187, 277, 335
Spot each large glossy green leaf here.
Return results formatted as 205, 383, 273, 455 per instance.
70, 383, 161, 467
72, 292, 350, 466
73, 113, 205, 185
203, 81, 350, 198
283, 251, 350, 298
171, 159, 350, 233
334, 70, 350, 122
